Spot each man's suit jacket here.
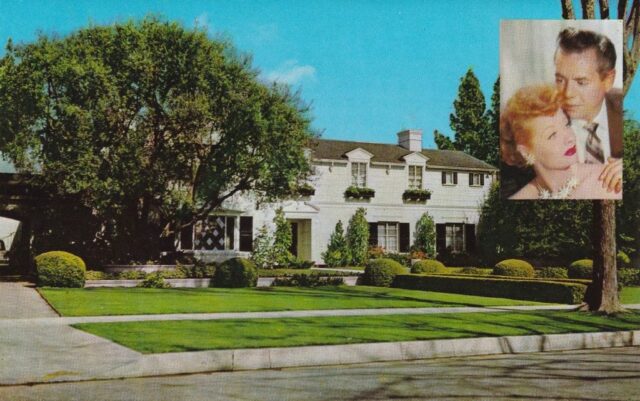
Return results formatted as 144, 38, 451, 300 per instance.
606, 89, 624, 159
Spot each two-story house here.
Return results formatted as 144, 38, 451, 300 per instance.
177, 129, 497, 265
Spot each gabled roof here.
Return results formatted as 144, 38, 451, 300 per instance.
309, 139, 497, 171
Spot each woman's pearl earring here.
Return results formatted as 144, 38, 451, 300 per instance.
523, 152, 535, 166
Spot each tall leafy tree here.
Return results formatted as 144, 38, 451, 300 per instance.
433, 129, 455, 150
0, 18, 313, 262
483, 77, 501, 167
449, 68, 489, 159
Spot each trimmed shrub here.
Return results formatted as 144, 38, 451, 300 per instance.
393, 274, 586, 304
411, 259, 446, 274
118, 270, 148, 280
287, 258, 315, 269
213, 257, 258, 288
568, 259, 593, 279
385, 252, 411, 267
35, 251, 86, 288
536, 267, 568, 279
176, 263, 216, 278
618, 269, 640, 287
85, 270, 108, 280
272, 274, 344, 287
362, 258, 407, 287
493, 259, 534, 277
137, 273, 171, 288
458, 267, 491, 276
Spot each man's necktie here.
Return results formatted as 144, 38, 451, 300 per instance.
584, 122, 604, 164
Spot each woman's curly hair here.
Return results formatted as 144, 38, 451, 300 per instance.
500, 84, 564, 167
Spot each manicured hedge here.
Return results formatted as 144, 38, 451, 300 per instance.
536, 267, 569, 279
493, 259, 534, 277
213, 257, 258, 288
35, 251, 86, 288
411, 259, 446, 274
568, 259, 593, 279
363, 258, 407, 287
392, 274, 586, 304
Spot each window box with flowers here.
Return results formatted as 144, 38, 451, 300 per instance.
344, 185, 375, 200
296, 183, 316, 197
402, 188, 431, 202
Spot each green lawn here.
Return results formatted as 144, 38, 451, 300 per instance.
40, 286, 549, 317
74, 310, 640, 353
621, 287, 640, 304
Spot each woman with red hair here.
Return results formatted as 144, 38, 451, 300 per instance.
500, 85, 621, 199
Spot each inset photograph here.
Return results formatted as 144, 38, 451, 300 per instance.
500, 20, 623, 200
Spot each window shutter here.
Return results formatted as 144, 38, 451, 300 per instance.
436, 224, 446, 256
368, 222, 378, 247
453, 172, 458, 185
239, 217, 253, 252
465, 224, 476, 253
399, 223, 410, 252
468, 173, 473, 186
480, 174, 485, 186
226, 217, 235, 250
180, 223, 194, 250
441, 171, 446, 185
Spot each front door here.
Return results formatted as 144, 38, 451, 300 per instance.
289, 222, 298, 257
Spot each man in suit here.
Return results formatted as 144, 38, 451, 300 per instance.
554, 27, 623, 193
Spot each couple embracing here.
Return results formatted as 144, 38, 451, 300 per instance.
501, 28, 623, 200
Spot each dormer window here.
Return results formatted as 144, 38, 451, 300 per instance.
352, 162, 367, 187
408, 166, 423, 189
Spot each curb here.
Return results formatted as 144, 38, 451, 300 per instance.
9, 329, 639, 385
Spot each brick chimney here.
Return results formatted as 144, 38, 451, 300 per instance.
397, 129, 422, 152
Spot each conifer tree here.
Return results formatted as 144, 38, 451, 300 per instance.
346, 208, 369, 266
251, 224, 274, 269
322, 220, 349, 267
412, 212, 435, 257
433, 129, 455, 150
272, 208, 293, 266
449, 68, 489, 160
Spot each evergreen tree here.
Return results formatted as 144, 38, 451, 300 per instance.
346, 208, 369, 266
618, 117, 640, 266
412, 212, 435, 257
322, 220, 349, 267
272, 208, 293, 266
433, 129, 455, 150
482, 76, 501, 167
251, 224, 274, 269
449, 68, 490, 161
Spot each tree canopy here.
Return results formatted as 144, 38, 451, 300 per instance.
0, 18, 314, 262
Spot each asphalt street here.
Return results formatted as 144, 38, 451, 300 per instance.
1, 346, 639, 401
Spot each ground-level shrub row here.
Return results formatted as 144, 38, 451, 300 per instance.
392, 274, 587, 304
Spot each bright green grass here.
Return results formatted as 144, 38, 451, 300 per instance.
74, 310, 640, 353
621, 287, 640, 304
39, 286, 548, 317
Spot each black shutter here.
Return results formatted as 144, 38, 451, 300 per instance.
226, 217, 235, 250
368, 222, 378, 247
441, 171, 446, 185
399, 223, 410, 252
480, 174, 485, 186
180, 223, 193, 250
465, 224, 476, 253
239, 216, 253, 252
436, 224, 446, 255
453, 172, 458, 185
468, 173, 473, 186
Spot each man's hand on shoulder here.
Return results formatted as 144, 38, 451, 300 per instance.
599, 157, 623, 193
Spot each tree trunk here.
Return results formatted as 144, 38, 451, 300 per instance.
583, 200, 623, 313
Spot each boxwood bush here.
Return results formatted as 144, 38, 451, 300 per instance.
137, 273, 171, 288
411, 259, 446, 274
35, 251, 86, 288
493, 259, 534, 277
618, 269, 640, 287
272, 274, 344, 287
536, 267, 568, 279
393, 274, 586, 304
363, 258, 407, 287
568, 259, 593, 279
213, 257, 258, 288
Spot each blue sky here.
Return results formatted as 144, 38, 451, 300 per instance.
0, 0, 637, 149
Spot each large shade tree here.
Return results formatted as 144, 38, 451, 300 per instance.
0, 18, 314, 263
560, 0, 640, 313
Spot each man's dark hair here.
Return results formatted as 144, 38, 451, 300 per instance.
556, 28, 616, 76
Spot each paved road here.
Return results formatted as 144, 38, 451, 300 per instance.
1, 346, 639, 401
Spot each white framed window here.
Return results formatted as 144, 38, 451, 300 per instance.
377, 222, 398, 252
469, 173, 484, 187
442, 171, 457, 186
351, 162, 367, 187
193, 215, 235, 251
408, 165, 423, 189
445, 223, 464, 253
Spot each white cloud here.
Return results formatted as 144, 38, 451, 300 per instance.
264, 60, 317, 85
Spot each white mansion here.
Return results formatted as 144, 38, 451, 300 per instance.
178, 129, 498, 264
